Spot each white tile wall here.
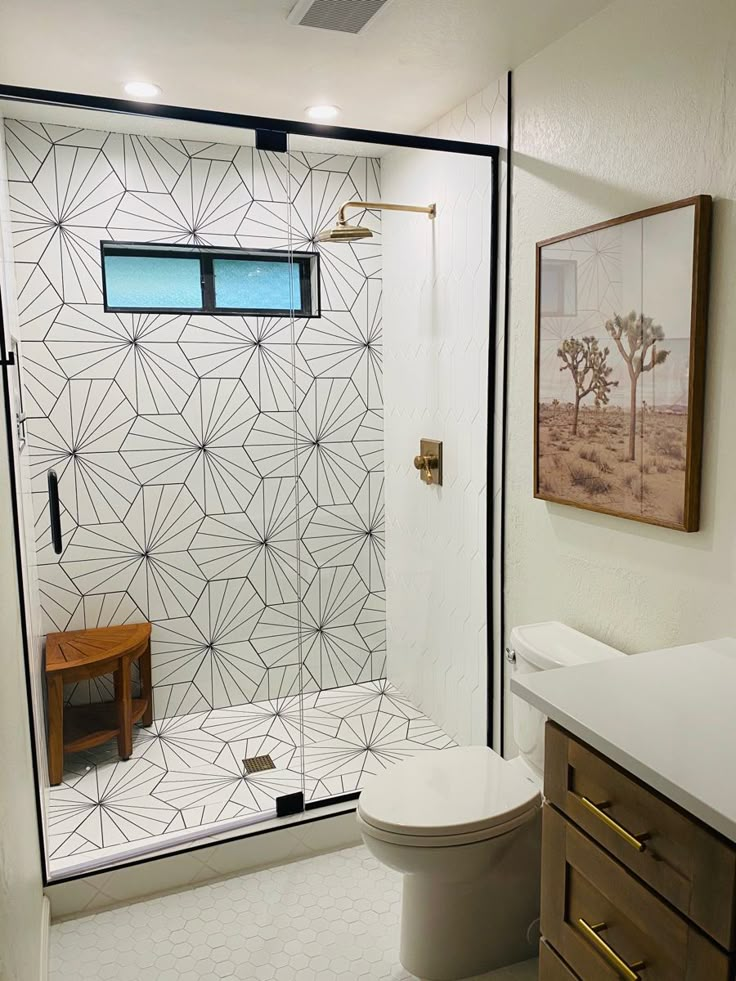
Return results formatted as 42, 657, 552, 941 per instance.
3, 120, 386, 721
382, 77, 508, 747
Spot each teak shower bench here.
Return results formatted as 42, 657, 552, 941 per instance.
45, 622, 153, 786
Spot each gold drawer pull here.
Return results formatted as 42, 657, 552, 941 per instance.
578, 795, 648, 852
578, 918, 644, 981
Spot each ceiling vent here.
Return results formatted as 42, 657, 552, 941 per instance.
288, 0, 395, 35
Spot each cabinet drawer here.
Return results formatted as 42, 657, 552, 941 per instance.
542, 805, 730, 981
540, 940, 581, 979
545, 722, 736, 948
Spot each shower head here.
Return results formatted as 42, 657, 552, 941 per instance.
315, 200, 436, 244
315, 222, 374, 243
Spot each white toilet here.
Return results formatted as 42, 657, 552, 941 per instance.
356, 621, 623, 981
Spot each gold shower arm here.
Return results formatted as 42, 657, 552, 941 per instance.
337, 200, 437, 224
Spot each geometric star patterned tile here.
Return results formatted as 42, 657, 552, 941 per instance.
135, 711, 226, 771
150, 578, 266, 709
14, 263, 62, 341
109, 159, 251, 248
61, 485, 205, 620
11, 145, 123, 302
28, 378, 138, 524
47, 679, 454, 873
249, 601, 306, 672
296, 378, 370, 505
103, 131, 189, 194
180, 314, 313, 411
353, 406, 384, 473
314, 678, 423, 721
303, 710, 436, 795
5, 119, 55, 182
150, 736, 307, 825
8, 116, 387, 723
45, 306, 196, 414
300, 566, 372, 690
202, 692, 340, 747
298, 282, 383, 408
189, 477, 316, 604
302, 472, 385, 591
121, 378, 260, 514
14, 339, 67, 419
356, 590, 387, 678
47, 758, 176, 860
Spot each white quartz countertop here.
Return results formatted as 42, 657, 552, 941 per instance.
510, 637, 736, 843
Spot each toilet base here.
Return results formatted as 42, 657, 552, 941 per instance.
397, 819, 541, 981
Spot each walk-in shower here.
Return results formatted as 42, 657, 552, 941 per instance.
0, 88, 499, 884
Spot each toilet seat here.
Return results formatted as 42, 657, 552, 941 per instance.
357, 746, 541, 847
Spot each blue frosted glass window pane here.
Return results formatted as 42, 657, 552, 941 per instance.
214, 259, 301, 311
104, 255, 202, 309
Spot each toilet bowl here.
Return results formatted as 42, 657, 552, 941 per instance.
358, 746, 541, 981
357, 622, 624, 981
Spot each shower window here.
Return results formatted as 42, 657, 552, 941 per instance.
101, 243, 320, 316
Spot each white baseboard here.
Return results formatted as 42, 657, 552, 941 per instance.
39, 896, 50, 981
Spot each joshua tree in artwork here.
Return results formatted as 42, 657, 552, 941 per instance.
557, 336, 618, 436
604, 312, 670, 461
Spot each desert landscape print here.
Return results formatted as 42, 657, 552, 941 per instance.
535, 199, 709, 530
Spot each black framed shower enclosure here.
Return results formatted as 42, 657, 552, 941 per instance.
0, 82, 501, 885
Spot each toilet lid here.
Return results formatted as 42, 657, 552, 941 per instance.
358, 746, 541, 838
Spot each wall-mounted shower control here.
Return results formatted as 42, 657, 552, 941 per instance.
413, 439, 443, 486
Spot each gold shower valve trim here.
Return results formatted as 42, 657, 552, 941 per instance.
414, 439, 443, 486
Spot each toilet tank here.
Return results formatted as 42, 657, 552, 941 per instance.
510, 621, 623, 779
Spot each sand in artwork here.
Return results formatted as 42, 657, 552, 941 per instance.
538, 403, 687, 525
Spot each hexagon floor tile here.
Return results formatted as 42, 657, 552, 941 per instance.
49, 845, 538, 981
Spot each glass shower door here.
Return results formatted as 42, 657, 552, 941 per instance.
0, 103, 316, 875
282, 133, 386, 807
223, 133, 312, 821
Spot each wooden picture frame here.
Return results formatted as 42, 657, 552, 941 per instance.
534, 195, 711, 532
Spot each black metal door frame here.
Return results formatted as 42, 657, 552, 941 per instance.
0, 81, 503, 885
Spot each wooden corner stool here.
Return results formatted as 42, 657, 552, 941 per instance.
45, 622, 153, 786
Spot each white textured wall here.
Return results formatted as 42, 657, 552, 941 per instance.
506, 0, 736, 746
0, 119, 46, 981
382, 79, 507, 746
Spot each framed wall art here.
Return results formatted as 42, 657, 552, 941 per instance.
534, 195, 711, 531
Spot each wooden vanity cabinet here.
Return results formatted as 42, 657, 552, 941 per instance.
540, 722, 736, 980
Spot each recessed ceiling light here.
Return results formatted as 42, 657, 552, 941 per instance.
305, 104, 340, 122
124, 81, 162, 100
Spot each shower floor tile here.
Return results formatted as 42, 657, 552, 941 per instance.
49, 845, 539, 981
47, 680, 455, 874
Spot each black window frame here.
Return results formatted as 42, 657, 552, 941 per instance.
100, 241, 321, 318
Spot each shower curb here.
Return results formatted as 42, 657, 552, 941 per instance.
45, 808, 361, 921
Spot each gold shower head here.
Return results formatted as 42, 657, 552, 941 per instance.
315, 200, 436, 244
315, 222, 374, 243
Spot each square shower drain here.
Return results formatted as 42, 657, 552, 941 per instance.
243, 754, 276, 775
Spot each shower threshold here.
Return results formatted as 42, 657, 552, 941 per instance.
46, 679, 454, 878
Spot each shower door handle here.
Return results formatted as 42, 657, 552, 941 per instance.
47, 470, 63, 555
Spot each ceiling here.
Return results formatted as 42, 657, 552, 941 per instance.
0, 0, 611, 135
